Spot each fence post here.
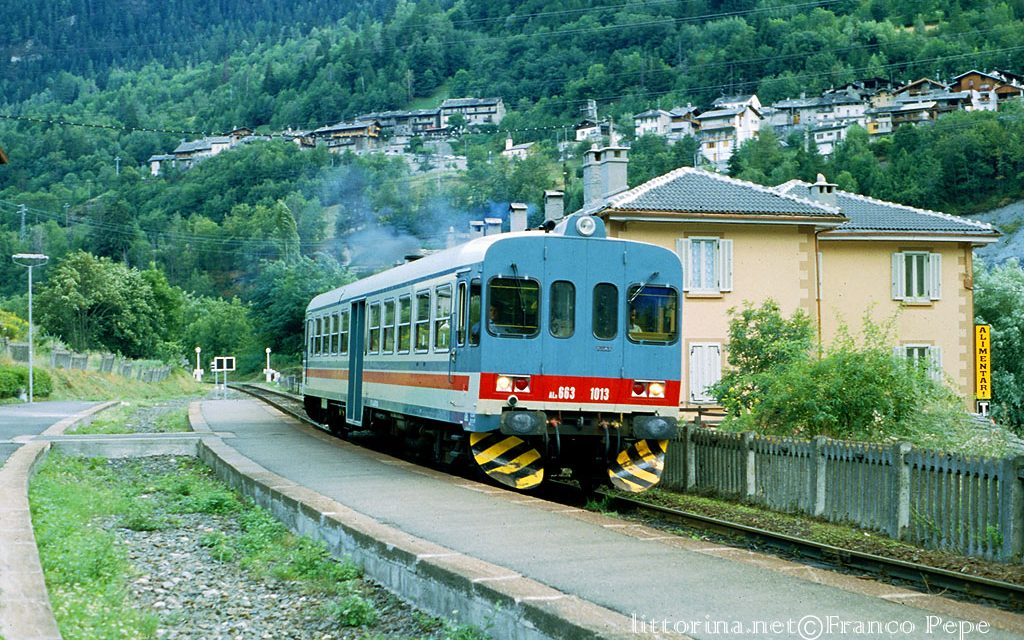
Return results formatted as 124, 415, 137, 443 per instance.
999, 455, 1024, 561
684, 424, 696, 492
892, 442, 912, 539
743, 432, 756, 500
811, 436, 828, 517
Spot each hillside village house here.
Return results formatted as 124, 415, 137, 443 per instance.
439, 97, 505, 127
696, 95, 761, 169
500, 136, 536, 161
634, 109, 673, 137
948, 70, 1024, 104
573, 143, 998, 410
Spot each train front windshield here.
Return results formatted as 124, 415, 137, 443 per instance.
488, 277, 540, 336
627, 285, 678, 343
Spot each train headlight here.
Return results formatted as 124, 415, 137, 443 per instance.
631, 380, 666, 398
496, 375, 530, 393
575, 216, 597, 237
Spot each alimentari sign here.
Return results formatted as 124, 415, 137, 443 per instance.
975, 325, 992, 401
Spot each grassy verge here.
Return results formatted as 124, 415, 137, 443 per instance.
70, 403, 192, 435
30, 453, 489, 639
47, 367, 203, 402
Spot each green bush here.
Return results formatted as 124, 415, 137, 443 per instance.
712, 302, 973, 446
0, 365, 52, 398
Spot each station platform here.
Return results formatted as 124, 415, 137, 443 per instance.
198, 398, 1024, 640
0, 401, 100, 465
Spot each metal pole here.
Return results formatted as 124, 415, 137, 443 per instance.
27, 264, 33, 403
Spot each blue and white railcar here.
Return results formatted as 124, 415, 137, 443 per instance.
303, 213, 682, 492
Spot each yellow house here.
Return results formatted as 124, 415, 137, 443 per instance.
575, 144, 999, 410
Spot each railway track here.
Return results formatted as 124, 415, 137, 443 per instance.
232, 382, 1024, 610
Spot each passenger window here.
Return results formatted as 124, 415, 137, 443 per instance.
435, 285, 452, 351
382, 299, 396, 354
397, 296, 411, 352
627, 285, 679, 344
368, 303, 381, 354
315, 317, 324, 354
340, 311, 350, 356
307, 319, 314, 355
488, 277, 540, 337
549, 281, 575, 338
592, 283, 618, 340
469, 280, 482, 346
330, 314, 339, 354
415, 291, 431, 351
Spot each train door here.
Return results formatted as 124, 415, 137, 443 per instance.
452, 274, 481, 419
346, 299, 366, 427
583, 240, 627, 393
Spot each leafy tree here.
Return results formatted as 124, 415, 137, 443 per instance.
246, 255, 353, 355
182, 296, 257, 371
974, 259, 1024, 432
34, 251, 165, 358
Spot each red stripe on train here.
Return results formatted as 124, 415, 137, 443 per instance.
479, 373, 680, 406
306, 368, 469, 391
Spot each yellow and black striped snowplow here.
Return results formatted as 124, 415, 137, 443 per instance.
607, 439, 668, 493
469, 432, 544, 490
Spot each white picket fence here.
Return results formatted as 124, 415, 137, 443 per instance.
662, 426, 1024, 562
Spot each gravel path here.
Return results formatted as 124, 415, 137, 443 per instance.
91, 396, 480, 640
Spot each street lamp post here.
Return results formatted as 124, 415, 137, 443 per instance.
12, 253, 49, 403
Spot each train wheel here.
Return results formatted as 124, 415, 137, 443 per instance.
607, 439, 669, 493
469, 432, 544, 490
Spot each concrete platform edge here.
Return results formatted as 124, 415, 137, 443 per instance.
0, 400, 118, 640
192, 402, 665, 640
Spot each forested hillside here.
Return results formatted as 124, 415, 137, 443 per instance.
3, 0, 1024, 367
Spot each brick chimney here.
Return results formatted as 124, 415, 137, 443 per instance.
582, 144, 629, 211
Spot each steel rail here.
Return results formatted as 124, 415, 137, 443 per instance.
598, 489, 1024, 610
233, 383, 1022, 609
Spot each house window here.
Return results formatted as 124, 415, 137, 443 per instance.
689, 343, 722, 404
896, 344, 943, 381
892, 251, 941, 301
677, 237, 733, 293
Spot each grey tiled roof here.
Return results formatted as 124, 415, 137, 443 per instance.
604, 168, 842, 217
774, 180, 999, 236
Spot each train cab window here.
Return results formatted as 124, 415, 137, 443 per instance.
469, 280, 482, 346
315, 317, 324, 354
382, 299, 396, 354
434, 285, 452, 351
367, 302, 381, 354
340, 311, 350, 356
549, 281, 575, 338
415, 291, 431, 351
488, 277, 540, 337
627, 285, 679, 344
592, 283, 618, 340
397, 295, 411, 352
